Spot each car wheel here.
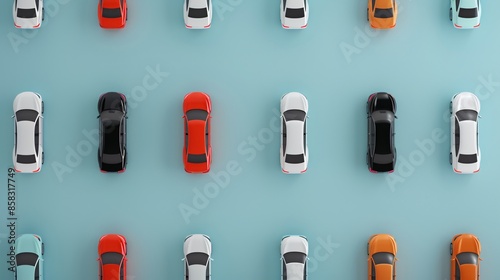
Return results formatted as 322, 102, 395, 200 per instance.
449, 8, 452, 21
42, 152, 44, 164
449, 153, 452, 165
42, 101, 44, 114
449, 243, 453, 255
42, 243, 44, 255
367, 243, 370, 255
367, 9, 369, 21
126, 8, 128, 21
449, 101, 452, 115
366, 153, 369, 165
42, 8, 45, 21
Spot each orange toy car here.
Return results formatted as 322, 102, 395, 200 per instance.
368, 234, 397, 280
367, 0, 397, 29
450, 234, 481, 280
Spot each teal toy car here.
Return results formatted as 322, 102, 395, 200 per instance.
450, 0, 481, 29
15, 234, 44, 280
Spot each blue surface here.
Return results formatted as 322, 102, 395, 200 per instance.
1, 0, 500, 280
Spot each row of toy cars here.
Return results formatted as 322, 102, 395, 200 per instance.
13, 233, 481, 280
12, 0, 481, 30
11, 91, 481, 175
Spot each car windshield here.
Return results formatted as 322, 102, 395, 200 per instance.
283, 110, 306, 121
459, 8, 478, 18
188, 8, 208, 18
456, 110, 478, 121
16, 109, 38, 122
101, 252, 123, 265
458, 154, 477, 164
186, 110, 208, 121
16, 253, 38, 266
284, 252, 306, 264
186, 253, 209, 266
17, 154, 36, 164
457, 252, 478, 265
285, 8, 305, 18
17, 8, 37, 18
374, 8, 394, 18
187, 154, 207, 163
102, 8, 122, 18
375, 123, 391, 154
372, 252, 394, 265
285, 154, 305, 164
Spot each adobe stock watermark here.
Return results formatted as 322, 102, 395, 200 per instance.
307, 235, 340, 273
7, 0, 73, 54
214, 0, 244, 21
386, 74, 500, 191
178, 108, 281, 224
339, 0, 411, 64
50, 65, 170, 183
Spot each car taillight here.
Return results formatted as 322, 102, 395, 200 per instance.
388, 170, 394, 174
33, 168, 40, 173
454, 24, 462, 28
185, 24, 192, 28
282, 24, 289, 29
118, 169, 126, 174
34, 235, 41, 240
100, 170, 108, 173
282, 169, 289, 174
369, 168, 378, 174
474, 23, 480, 28
300, 168, 307, 173
33, 23, 40, 28
473, 169, 480, 173
204, 23, 211, 28
454, 168, 462, 174
14, 23, 21, 28
301, 24, 307, 28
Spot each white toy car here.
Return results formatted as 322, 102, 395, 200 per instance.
184, 0, 212, 29
450, 0, 481, 29
183, 234, 212, 280
280, 0, 309, 29
281, 236, 308, 280
281, 92, 308, 174
13, 0, 44, 29
450, 92, 480, 174
13, 92, 44, 173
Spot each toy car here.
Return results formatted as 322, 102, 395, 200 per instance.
184, 0, 212, 29
13, 0, 44, 29
280, 92, 308, 174
98, 0, 127, 29
183, 92, 212, 173
280, 0, 309, 29
368, 234, 397, 280
13, 92, 44, 173
450, 92, 480, 174
281, 235, 308, 280
367, 0, 397, 29
450, 0, 481, 29
98, 92, 127, 173
98, 234, 127, 280
366, 92, 397, 173
15, 234, 44, 280
450, 234, 481, 280
183, 234, 212, 280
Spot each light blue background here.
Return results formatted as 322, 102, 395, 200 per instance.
1, 0, 500, 279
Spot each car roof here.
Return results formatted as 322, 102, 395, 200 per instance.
374, 0, 395, 8
458, 121, 478, 155
285, 0, 306, 8
459, 0, 479, 8
285, 121, 304, 155
102, 0, 122, 8
16, 0, 36, 9
16, 122, 36, 155
187, 121, 207, 154
188, 0, 209, 8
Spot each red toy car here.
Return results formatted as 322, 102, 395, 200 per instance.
98, 0, 127, 29
98, 234, 127, 280
183, 92, 212, 173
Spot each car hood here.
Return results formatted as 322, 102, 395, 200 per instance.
281, 92, 308, 113
453, 92, 480, 112
281, 236, 308, 254
184, 235, 211, 255
13, 92, 41, 112
16, 235, 41, 255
